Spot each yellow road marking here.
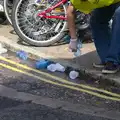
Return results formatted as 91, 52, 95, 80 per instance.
0, 62, 120, 102
0, 56, 120, 98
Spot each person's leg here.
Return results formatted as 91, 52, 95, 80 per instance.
67, 5, 77, 51
105, 5, 120, 64
90, 4, 116, 65
102, 4, 120, 73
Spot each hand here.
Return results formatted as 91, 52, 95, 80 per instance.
69, 39, 77, 52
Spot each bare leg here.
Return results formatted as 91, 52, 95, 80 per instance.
67, 5, 77, 51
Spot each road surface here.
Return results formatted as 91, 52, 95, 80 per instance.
0, 51, 120, 120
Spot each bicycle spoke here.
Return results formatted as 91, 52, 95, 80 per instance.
15, 0, 67, 43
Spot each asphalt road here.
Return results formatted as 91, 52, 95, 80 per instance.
0, 51, 120, 120
0, 97, 114, 120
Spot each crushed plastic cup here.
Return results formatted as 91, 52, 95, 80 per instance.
16, 50, 28, 60
47, 64, 57, 72
47, 63, 65, 72
69, 70, 79, 80
55, 63, 65, 72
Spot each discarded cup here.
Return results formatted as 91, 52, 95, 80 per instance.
16, 51, 28, 60
47, 64, 57, 72
36, 59, 50, 69
69, 70, 79, 80
55, 63, 65, 72
47, 63, 65, 72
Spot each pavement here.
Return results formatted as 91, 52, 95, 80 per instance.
0, 51, 120, 120
0, 25, 120, 85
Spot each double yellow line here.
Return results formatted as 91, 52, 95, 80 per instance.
0, 56, 120, 102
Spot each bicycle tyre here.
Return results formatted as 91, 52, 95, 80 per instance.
75, 11, 91, 30
12, 0, 67, 46
4, 0, 12, 24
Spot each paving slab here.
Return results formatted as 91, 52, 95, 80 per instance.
0, 25, 120, 85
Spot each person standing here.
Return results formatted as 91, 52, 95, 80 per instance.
69, 0, 120, 74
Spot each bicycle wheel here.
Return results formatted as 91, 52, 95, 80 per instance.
0, 0, 8, 24
12, 0, 67, 46
4, 0, 13, 24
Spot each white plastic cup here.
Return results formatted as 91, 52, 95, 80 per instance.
55, 63, 65, 72
47, 64, 57, 72
69, 71, 79, 80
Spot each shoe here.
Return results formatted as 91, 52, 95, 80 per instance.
102, 62, 119, 74
93, 63, 105, 68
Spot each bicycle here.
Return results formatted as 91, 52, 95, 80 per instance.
0, 0, 8, 24
4, 0, 13, 24
12, 0, 90, 46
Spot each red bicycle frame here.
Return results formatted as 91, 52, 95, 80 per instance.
37, 0, 67, 20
